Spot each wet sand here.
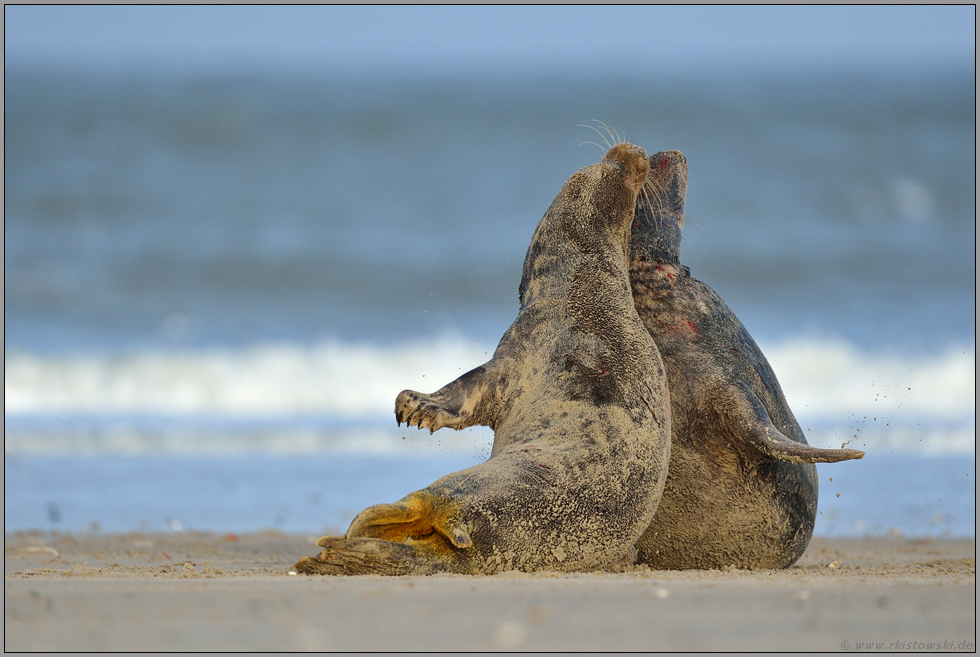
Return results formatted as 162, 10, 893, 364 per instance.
4, 532, 975, 651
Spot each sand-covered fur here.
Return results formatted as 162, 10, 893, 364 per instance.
296, 144, 671, 575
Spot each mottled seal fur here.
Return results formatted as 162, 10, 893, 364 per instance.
295, 144, 671, 576
629, 150, 864, 570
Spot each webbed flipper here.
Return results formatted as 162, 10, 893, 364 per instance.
347, 491, 472, 549
294, 536, 417, 576
294, 492, 474, 576
735, 387, 864, 463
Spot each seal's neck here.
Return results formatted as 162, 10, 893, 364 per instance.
630, 205, 683, 266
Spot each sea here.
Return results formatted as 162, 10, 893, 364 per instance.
4, 64, 976, 539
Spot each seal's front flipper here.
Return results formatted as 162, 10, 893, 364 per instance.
294, 537, 418, 576
395, 389, 461, 433
734, 388, 865, 464
346, 492, 472, 549
395, 364, 495, 433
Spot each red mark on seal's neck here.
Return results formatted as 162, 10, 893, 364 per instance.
658, 157, 671, 170
654, 262, 675, 280
668, 320, 700, 336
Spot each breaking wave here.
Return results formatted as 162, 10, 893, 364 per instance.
4, 334, 974, 455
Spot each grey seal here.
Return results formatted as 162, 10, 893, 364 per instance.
295, 143, 671, 575
629, 150, 864, 570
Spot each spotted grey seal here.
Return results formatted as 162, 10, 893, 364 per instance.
629, 150, 864, 570
295, 143, 671, 576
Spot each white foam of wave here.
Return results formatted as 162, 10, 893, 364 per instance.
760, 336, 975, 425
5, 335, 492, 417
5, 335, 975, 427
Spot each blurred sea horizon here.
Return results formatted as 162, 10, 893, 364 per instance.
5, 61, 975, 536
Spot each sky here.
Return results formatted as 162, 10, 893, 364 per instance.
4, 5, 975, 76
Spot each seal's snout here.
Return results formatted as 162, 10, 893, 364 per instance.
603, 143, 650, 193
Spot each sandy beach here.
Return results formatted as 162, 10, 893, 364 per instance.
4, 531, 974, 652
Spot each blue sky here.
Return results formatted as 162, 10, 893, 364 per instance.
5, 5, 975, 76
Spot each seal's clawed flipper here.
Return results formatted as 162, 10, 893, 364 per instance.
347, 492, 473, 548
294, 537, 418, 576
735, 388, 865, 464
395, 390, 462, 433
395, 364, 494, 433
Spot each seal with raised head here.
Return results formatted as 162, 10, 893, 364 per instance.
629, 150, 864, 570
295, 143, 671, 576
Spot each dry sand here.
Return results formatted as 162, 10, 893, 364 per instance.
4, 531, 975, 652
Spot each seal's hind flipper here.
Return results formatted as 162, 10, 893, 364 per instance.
315, 534, 346, 547
294, 537, 417, 576
293, 500, 472, 576
742, 421, 865, 463
346, 492, 472, 549
734, 388, 865, 463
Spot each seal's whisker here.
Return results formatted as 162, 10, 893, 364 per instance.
636, 187, 648, 218
638, 186, 651, 215
640, 185, 664, 235
579, 140, 608, 156
591, 120, 619, 149
580, 121, 613, 150
640, 172, 670, 234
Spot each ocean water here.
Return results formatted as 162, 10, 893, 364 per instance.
4, 66, 975, 537
3, 454, 974, 538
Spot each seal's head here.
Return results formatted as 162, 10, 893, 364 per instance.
631, 150, 688, 265
592, 143, 651, 237
519, 143, 650, 306
603, 143, 651, 195
561, 143, 650, 248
